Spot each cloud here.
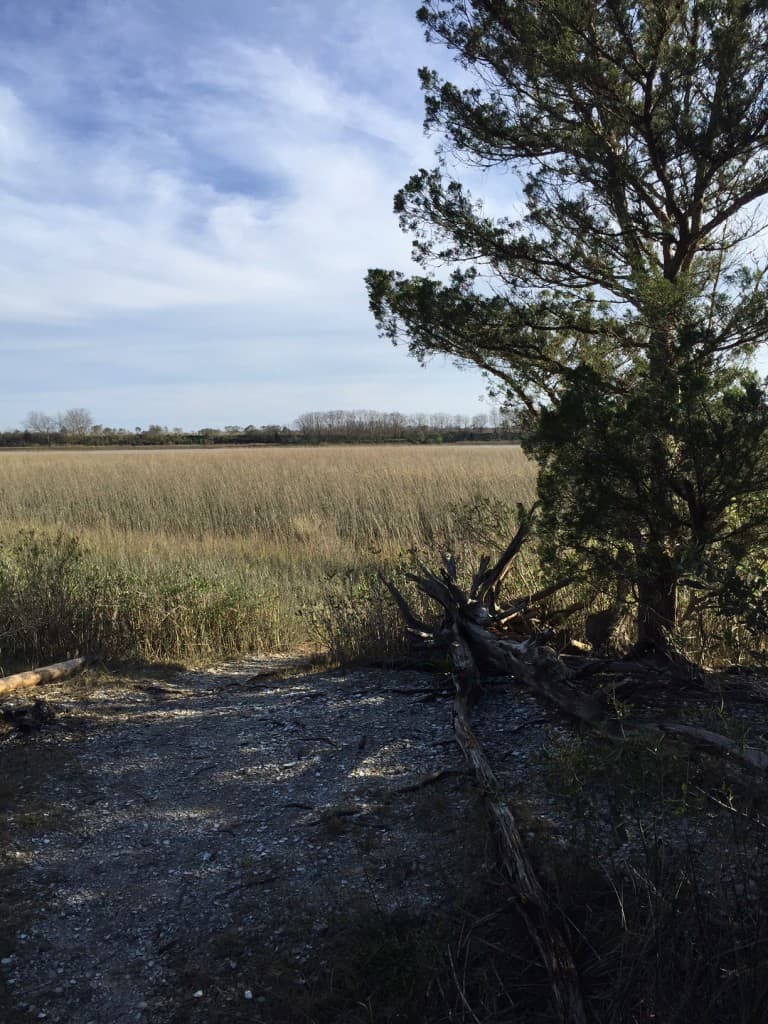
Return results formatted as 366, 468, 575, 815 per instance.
0, 1, 493, 428
0, 36, 423, 317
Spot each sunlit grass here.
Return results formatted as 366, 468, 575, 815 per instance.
0, 446, 536, 667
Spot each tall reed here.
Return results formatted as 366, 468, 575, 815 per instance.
0, 446, 536, 667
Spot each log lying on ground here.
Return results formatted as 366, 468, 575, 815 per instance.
451, 642, 588, 1024
396, 528, 589, 1022
0, 657, 89, 697
384, 518, 767, 1019
457, 615, 768, 773
386, 527, 768, 775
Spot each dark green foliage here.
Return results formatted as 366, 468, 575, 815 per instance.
367, 1, 768, 650
534, 358, 768, 577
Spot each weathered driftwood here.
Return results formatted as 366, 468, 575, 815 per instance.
384, 514, 768, 1021
452, 654, 588, 1024
386, 521, 768, 775
0, 657, 88, 697
448, 608, 768, 774
384, 513, 589, 1024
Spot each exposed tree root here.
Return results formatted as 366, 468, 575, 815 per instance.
385, 525, 768, 776
382, 519, 768, 1020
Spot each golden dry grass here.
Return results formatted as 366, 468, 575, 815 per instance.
0, 445, 536, 666
0, 445, 533, 537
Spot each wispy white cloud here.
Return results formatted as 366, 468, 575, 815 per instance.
0, 1, 492, 428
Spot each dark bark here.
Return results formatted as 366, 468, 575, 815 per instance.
452, 684, 588, 1024
635, 572, 679, 656
632, 334, 681, 656
382, 530, 768, 1020
385, 534, 768, 770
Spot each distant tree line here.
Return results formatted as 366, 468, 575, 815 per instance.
292, 408, 520, 442
0, 407, 523, 447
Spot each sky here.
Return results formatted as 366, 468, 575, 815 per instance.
0, 0, 510, 431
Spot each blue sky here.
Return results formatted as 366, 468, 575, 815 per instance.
0, 0, 502, 430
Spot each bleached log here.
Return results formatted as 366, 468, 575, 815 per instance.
0, 657, 88, 697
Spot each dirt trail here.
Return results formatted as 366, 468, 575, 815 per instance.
0, 659, 552, 1024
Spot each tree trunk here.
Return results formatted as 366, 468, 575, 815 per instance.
634, 332, 680, 656
635, 572, 678, 655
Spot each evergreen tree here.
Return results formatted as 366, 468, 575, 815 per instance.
367, 0, 768, 653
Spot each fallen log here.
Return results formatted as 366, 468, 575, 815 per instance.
452, 660, 588, 1024
387, 534, 768, 774
0, 657, 89, 697
383, 520, 768, 1020
418, 578, 588, 1022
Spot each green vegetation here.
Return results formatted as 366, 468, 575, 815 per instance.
5, 407, 522, 448
368, 0, 768, 656
0, 446, 535, 668
355, 8, 768, 1014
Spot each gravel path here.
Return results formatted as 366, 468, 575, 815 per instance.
5, 658, 764, 1024
0, 659, 552, 1024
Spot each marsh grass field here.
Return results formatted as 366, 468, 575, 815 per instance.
0, 445, 536, 668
